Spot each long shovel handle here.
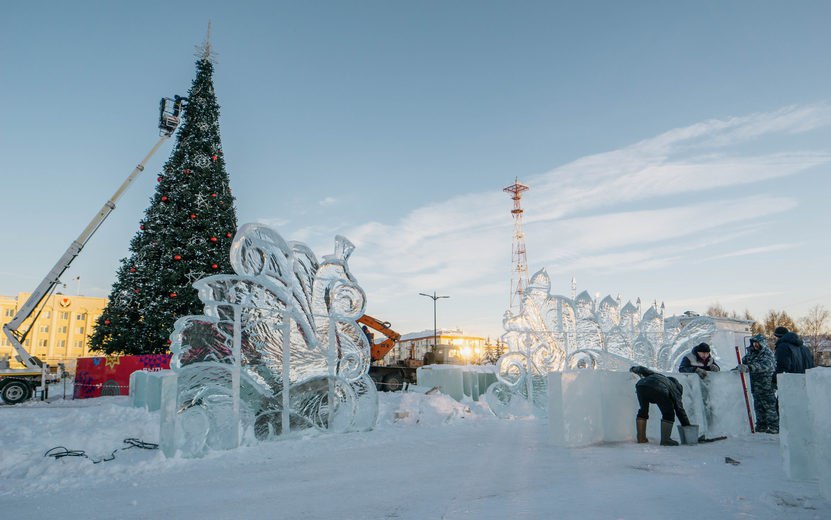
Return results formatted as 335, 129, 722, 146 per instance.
735, 346, 755, 434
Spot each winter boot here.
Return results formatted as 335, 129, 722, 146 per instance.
636, 417, 648, 443
660, 420, 679, 446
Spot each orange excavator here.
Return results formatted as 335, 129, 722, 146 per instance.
358, 314, 422, 391
358, 314, 401, 362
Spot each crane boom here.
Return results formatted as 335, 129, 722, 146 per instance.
2, 99, 182, 371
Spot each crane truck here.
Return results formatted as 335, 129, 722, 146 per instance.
0, 97, 184, 405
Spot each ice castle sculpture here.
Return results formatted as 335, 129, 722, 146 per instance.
162, 223, 377, 457
486, 267, 749, 418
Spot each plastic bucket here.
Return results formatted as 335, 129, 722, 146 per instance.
677, 424, 699, 445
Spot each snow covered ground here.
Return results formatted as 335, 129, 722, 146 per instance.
1, 390, 828, 519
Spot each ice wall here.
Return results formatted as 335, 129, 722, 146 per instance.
417, 364, 496, 402
548, 370, 751, 447
805, 369, 831, 499
778, 374, 818, 481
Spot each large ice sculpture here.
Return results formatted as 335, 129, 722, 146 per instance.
488, 267, 751, 417
164, 223, 377, 456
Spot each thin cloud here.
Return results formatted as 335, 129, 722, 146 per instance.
709, 243, 800, 260
266, 103, 831, 334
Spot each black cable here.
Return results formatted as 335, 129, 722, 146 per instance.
44, 438, 158, 463
44, 446, 87, 460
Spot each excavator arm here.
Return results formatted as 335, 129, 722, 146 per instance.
358, 314, 401, 362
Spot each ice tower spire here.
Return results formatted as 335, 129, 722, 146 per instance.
504, 177, 529, 312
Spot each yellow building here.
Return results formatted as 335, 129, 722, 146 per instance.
393, 329, 491, 365
0, 292, 107, 369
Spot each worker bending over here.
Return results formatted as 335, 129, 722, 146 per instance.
630, 365, 691, 446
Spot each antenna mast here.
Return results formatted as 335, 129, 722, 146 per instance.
503, 177, 530, 312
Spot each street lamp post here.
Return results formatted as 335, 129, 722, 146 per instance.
419, 291, 450, 349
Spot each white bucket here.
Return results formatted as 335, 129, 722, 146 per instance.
677, 424, 699, 445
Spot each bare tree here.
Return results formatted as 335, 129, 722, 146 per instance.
743, 309, 764, 335
706, 303, 730, 318
706, 303, 741, 319
799, 304, 829, 362
763, 310, 798, 340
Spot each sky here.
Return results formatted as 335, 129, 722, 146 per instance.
2, 385, 829, 519
1, 1, 830, 340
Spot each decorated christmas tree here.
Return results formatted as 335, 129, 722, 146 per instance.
90, 40, 237, 355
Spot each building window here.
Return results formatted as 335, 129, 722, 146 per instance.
39, 325, 49, 333
3, 308, 14, 317
44, 311, 51, 319
59, 340, 66, 348
76, 313, 87, 321
60, 311, 70, 320
58, 326, 68, 334
77, 327, 85, 335
74, 340, 84, 348
39, 339, 48, 347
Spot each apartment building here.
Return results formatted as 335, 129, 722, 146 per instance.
0, 292, 107, 369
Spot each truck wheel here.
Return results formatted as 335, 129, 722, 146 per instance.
384, 373, 403, 392
1, 380, 32, 405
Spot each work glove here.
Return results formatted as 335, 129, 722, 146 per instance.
737, 364, 750, 373
695, 368, 707, 379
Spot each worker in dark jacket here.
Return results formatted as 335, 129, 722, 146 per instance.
678, 342, 720, 379
774, 327, 811, 374
630, 365, 691, 446
737, 334, 779, 433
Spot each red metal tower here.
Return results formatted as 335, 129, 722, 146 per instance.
503, 178, 529, 312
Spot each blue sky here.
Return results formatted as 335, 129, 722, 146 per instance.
1, 1, 830, 339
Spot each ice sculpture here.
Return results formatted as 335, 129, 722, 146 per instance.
486, 270, 564, 417
164, 223, 377, 456
488, 267, 751, 417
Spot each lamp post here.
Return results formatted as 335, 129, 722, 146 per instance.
419, 291, 449, 349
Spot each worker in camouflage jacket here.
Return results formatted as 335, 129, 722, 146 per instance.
737, 334, 779, 434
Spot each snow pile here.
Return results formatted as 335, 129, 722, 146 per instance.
1, 389, 829, 519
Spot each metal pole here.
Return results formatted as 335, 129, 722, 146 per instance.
419, 292, 449, 349
735, 345, 755, 434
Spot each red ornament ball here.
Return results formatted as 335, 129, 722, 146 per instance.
173, 255, 182, 261
225, 232, 232, 238
157, 176, 162, 182
130, 267, 136, 273
104, 319, 111, 325
183, 168, 191, 174
161, 196, 168, 202
169, 292, 177, 298
190, 213, 197, 219
211, 263, 219, 270
134, 288, 140, 294
212, 154, 218, 162
167, 339, 172, 345
140, 225, 145, 230
211, 193, 218, 198
210, 236, 218, 243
